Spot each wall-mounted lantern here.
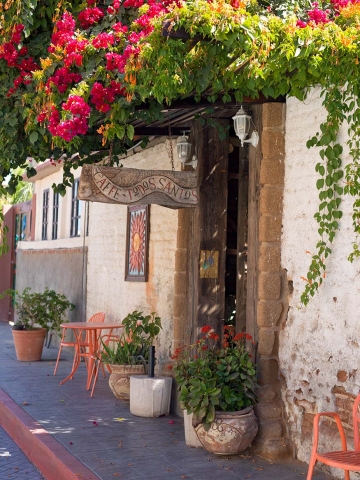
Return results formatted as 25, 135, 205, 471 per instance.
232, 106, 259, 148
177, 132, 192, 163
177, 131, 198, 169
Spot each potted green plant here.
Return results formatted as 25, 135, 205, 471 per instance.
100, 310, 161, 401
172, 325, 259, 455
0, 287, 75, 361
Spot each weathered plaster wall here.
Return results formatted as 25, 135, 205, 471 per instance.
86, 139, 180, 372
281, 88, 360, 475
16, 165, 89, 344
16, 248, 84, 324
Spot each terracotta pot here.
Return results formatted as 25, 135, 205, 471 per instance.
108, 364, 145, 401
12, 328, 47, 362
195, 406, 258, 455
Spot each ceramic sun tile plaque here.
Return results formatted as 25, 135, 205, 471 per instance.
125, 205, 149, 282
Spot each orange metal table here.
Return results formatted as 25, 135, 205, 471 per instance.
59, 321, 122, 390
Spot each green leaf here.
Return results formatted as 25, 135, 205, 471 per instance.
126, 124, 135, 140
320, 134, 331, 146
316, 179, 324, 190
29, 132, 38, 144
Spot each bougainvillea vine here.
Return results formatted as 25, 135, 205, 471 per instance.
1, 0, 360, 303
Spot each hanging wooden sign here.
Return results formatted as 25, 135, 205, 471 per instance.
78, 165, 199, 208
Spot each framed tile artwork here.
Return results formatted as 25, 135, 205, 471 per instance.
125, 204, 149, 282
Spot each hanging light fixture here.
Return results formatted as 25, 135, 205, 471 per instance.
232, 106, 259, 148
177, 131, 191, 163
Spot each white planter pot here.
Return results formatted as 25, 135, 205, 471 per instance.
130, 375, 172, 417
183, 411, 203, 448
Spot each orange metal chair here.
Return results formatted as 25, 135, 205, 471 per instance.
88, 333, 121, 397
307, 393, 360, 479
54, 312, 106, 376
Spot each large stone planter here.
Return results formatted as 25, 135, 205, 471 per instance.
195, 407, 258, 455
108, 364, 145, 401
130, 375, 172, 417
12, 328, 47, 362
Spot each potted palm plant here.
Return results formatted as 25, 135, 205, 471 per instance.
172, 325, 259, 455
0, 287, 74, 361
100, 310, 161, 401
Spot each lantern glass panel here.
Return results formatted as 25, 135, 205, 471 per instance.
177, 137, 191, 162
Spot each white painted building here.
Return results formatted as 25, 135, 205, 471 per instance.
281, 89, 360, 472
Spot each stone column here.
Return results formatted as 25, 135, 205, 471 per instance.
253, 103, 289, 459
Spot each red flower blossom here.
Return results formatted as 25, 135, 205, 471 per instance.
123, 0, 143, 8
46, 67, 82, 94
200, 325, 212, 334
233, 333, 245, 342
105, 52, 126, 72
10, 24, 24, 44
92, 33, 115, 49
63, 95, 91, 116
209, 332, 220, 341
112, 22, 128, 34
64, 53, 83, 68
78, 7, 104, 29
50, 12, 76, 47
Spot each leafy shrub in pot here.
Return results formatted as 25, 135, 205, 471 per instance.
173, 325, 258, 430
100, 311, 162, 401
0, 287, 75, 334
100, 310, 162, 367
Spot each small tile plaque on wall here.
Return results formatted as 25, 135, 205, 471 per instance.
200, 250, 219, 278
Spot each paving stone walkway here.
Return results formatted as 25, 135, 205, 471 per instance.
0, 426, 44, 479
0, 323, 334, 480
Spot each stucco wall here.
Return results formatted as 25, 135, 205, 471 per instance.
15, 248, 85, 324
86, 139, 180, 371
281, 88, 360, 474
16, 165, 89, 344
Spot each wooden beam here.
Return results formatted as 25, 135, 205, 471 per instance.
135, 95, 285, 114
162, 20, 204, 42
133, 127, 185, 136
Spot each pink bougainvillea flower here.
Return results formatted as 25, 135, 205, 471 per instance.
78, 7, 104, 29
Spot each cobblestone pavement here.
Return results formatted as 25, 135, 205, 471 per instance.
0, 426, 44, 479
0, 323, 335, 480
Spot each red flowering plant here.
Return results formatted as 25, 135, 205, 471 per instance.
172, 325, 258, 430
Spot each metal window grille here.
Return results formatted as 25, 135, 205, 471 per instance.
52, 192, 59, 240
70, 179, 81, 237
42, 189, 49, 240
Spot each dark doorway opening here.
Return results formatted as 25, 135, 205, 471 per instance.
225, 140, 249, 332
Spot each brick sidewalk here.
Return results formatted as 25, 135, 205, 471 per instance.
0, 426, 44, 479
0, 323, 334, 480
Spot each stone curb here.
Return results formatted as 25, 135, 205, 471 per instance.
0, 388, 99, 480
